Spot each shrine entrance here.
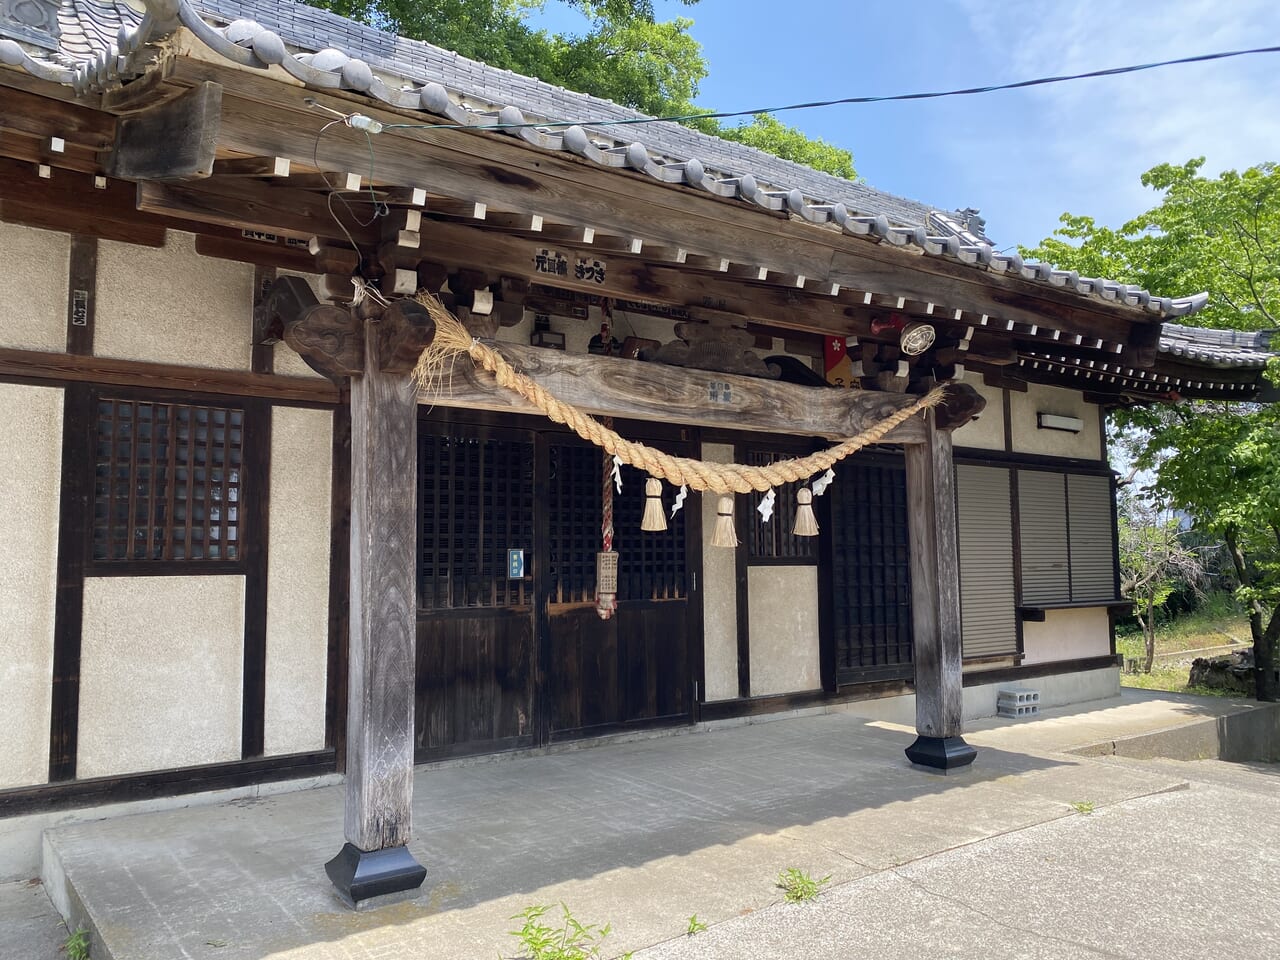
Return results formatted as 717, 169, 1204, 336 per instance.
413, 413, 696, 760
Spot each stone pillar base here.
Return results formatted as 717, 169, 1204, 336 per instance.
905, 735, 977, 772
325, 842, 427, 909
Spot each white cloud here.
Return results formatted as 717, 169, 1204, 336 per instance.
951, 0, 1280, 246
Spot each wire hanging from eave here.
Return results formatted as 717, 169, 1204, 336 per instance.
372, 44, 1280, 133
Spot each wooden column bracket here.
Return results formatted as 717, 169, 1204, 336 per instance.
375, 299, 437, 374
258, 276, 364, 381
933, 383, 987, 432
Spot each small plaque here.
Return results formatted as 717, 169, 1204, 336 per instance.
507, 548, 525, 579
71, 289, 90, 327
596, 551, 618, 594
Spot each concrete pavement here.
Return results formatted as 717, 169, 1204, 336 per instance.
13, 690, 1280, 960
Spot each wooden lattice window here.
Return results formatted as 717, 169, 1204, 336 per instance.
744, 448, 818, 562
548, 441, 687, 604
417, 432, 535, 610
829, 456, 914, 683
92, 397, 244, 563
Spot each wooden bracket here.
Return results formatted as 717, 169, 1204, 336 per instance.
107, 81, 222, 181
933, 383, 987, 432
258, 276, 364, 381
375, 299, 436, 375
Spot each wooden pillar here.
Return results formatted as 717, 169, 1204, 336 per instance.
903, 409, 976, 771
319, 299, 435, 908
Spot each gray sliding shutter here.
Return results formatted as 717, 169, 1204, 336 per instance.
1068, 474, 1117, 602
1018, 471, 1070, 604
956, 465, 1018, 659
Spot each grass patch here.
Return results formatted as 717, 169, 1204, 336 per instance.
685, 915, 708, 936
1121, 664, 1238, 697
507, 904, 631, 960
1069, 800, 1095, 815
1117, 594, 1252, 696
63, 927, 90, 960
776, 868, 830, 903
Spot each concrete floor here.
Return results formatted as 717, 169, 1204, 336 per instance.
16, 690, 1279, 960
0, 879, 66, 960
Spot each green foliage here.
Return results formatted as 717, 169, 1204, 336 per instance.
1025, 160, 1280, 694
63, 927, 90, 960
507, 904, 632, 960
302, 0, 857, 178
775, 867, 830, 903
713, 113, 857, 180
1118, 491, 1208, 672
685, 914, 708, 936
1069, 800, 1095, 815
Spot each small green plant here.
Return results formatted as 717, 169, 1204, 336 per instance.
685, 914, 708, 936
63, 927, 90, 960
776, 868, 831, 903
1070, 800, 1096, 815
507, 904, 631, 960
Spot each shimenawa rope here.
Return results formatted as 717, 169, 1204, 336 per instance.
412, 295, 947, 495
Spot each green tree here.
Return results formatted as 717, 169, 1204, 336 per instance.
1118, 492, 1207, 673
1025, 159, 1280, 700
302, 1, 857, 178
714, 113, 856, 181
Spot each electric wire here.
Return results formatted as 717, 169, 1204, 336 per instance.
373, 44, 1280, 133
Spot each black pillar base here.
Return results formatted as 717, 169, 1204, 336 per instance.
905, 735, 977, 772
325, 842, 427, 909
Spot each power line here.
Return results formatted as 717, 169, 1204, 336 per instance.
379, 44, 1280, 133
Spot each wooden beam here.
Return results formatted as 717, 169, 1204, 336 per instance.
0, 346, 340, 404
423, 341, 927, 442
108, 81, 222, 180
327, 317, 428, 906
136, 178, 378, 245
1, 198, 168, 247
903, 411, 975, 771
417, 219, 871, 337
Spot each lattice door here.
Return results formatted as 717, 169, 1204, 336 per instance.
547, 443, 687, 604
829, 456, 914, 683
417, 432, 535, 610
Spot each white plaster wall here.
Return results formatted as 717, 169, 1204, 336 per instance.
951, 380, 1005, 451
264, 406, 333, 756
77, 576, 245, 777
701, 442, 739, 702
95, 231, 254, 370
1008, 382, 1103, 460
0, 221, 69, 352
1022, 607, 1113, 665
748, 565, 821, 696
0, 385, 63, 788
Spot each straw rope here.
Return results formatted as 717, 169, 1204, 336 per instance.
413, 296, 947, 495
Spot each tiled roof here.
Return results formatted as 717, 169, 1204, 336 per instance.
0, 0, 1217, 322
1159, 324, 1276, 369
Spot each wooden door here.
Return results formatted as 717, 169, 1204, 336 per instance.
414, 425, 538, 760
543, 438, 693, 741
414, 416, 694, 759
826, 452, 915, 685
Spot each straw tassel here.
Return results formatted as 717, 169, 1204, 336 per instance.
641, 477, 667, 532
711, 496, 739, 548
793, 488, 819, 537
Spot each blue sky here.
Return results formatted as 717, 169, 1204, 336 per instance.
529, 1, 1280, 257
